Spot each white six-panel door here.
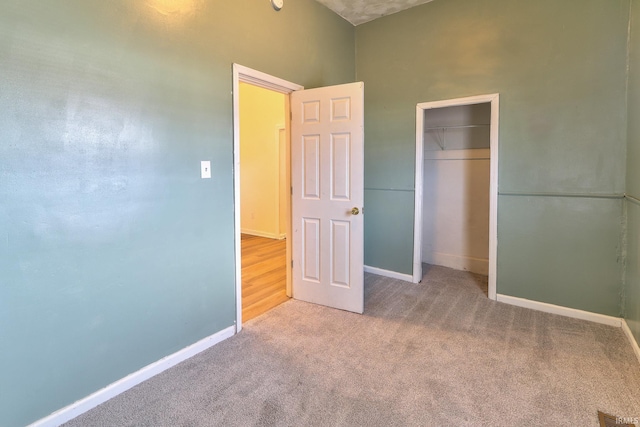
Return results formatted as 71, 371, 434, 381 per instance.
291, 82, 364, 314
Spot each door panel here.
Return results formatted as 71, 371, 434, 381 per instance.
331, 219, 350, 287
331, 133, 351, 200
302, 218, 320, 282
302, 135, 320, 199
291, 82, 364, 314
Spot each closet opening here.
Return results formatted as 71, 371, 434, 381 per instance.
413, 94, 499, 300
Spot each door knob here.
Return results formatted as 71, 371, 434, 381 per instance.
351, 207, 360, 215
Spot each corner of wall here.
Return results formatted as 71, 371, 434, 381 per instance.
620, 198, 628, 318
625, 0, 640, 350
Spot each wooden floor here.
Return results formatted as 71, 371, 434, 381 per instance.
241, 234, 289, 322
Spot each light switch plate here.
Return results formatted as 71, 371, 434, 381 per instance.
201, 161, 211, 179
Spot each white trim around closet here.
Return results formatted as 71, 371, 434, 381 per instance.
413, 93, 499, 302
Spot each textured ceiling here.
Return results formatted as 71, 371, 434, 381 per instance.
314, 0, 435, 26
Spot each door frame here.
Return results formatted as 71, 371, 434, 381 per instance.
232, 64, 303, 332
412, 93, 499, 300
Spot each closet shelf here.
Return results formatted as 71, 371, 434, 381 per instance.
424, 124, 490, 131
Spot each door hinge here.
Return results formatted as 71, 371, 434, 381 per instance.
291, 260, 294, 268
291, 186, 293, 195
290, 111, 293, 121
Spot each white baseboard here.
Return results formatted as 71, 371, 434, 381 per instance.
364, 265, 413, 282
29, 325, 236, 427
241, 228, 285, 240
422, 251, 489, 276
496, 294, 622, 327
622, 320, 640, 365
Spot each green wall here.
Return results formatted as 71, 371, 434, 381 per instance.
0, 1, 354, 426
626, 0, 640, 345
356, 0, 629, 315
3, 0, 639, 425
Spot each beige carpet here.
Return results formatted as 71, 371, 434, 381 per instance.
64, 265, 640, 426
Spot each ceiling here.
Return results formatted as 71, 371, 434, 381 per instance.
314, 0, 435, 26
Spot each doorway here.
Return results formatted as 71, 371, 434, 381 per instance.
234, 66, 366, 329
233, 64, 303, 332
238, 83, 288, 322
413, 94, 499, 300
